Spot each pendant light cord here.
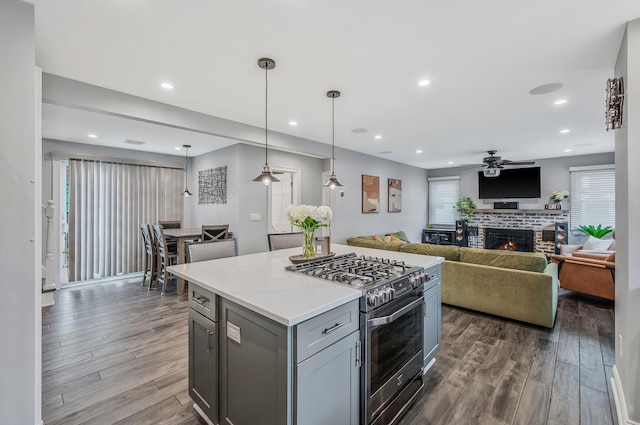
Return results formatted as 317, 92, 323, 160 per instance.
331, 97, 335, 173
264, 66, 269, 165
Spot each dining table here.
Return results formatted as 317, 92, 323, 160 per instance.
163, 227, 202, 295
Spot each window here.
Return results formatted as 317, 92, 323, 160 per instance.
570, 165, 615, 231
428, 176, 460, 226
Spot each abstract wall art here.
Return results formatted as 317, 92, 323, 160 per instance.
198, 166, 227, 204
362, 175, 380, 213
388, 178, 402, 212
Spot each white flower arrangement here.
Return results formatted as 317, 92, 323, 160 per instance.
550, 190, 569, 203
286, 204, 333, 231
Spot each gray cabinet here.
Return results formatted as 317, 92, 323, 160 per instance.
190, 284, 361, 425
423, 266, 442, 371
188, 284, 218, 424
188, 308, 218, 424
295, 300, 360, 425
219, 298, 289, 425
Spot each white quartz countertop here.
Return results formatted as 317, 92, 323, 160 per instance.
168, 244, 444, 327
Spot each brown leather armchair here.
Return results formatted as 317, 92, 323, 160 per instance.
550, 252, 615, 300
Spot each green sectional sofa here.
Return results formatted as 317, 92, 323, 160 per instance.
346, 234, 559, 328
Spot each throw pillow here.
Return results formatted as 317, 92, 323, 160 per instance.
373, 235, 384, 241
385, 234, 406, 244
582, 235, 613, 251
386, 231, 409, 242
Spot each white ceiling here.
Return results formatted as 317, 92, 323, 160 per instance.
34, 0, 640, 168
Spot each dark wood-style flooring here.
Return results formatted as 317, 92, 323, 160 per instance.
42, 279, 616, 425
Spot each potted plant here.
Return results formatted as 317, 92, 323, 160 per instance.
455, 196, 476, 222
578, 224, 613, 238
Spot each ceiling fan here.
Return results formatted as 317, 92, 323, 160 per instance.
476, 150, 535, 177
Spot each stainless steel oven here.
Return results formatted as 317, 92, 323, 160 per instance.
362, 288, 424, 425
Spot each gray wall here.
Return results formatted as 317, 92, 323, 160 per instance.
0, 1, 39, 424
427, 152, 615, 212
329, 148, 429, 244
614, 19, 640, 423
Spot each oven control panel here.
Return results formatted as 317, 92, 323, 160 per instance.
366, 270, 426, 307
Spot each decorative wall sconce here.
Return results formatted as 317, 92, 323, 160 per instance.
605, 77, 624, 131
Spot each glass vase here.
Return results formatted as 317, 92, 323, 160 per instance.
302, 228, 316, 258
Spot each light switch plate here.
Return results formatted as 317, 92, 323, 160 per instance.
250, 213, 261, 221
227, 321, 241, 344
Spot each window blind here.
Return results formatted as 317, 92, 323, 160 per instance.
570, 166, 615, 230
428, 177, 460, 226
68, 159, 184, 282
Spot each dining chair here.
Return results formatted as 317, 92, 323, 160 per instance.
158, 220, 182, 229
202, 224, 230, 241
139, 224, 157, 288
186, 238, 238, 263
152, 224, 179, 295
267, 232, 304, 251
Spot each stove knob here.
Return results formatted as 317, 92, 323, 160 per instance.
381, 288, 391, 303
385, 287, 395, 301
419, 272, 427, 284
409, 275, 418, 288
367, 292, 378, 307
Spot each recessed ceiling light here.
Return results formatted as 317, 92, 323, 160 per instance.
88, 134, 97, 138
352, 128, 368, 133
448, 161, 454, 165
564, 149, 572, 153
554, 99, 568, 105
174, 146, 181, 150
529, 83, 563, 95
416, 150, 423, 154
418, 80, 431, 87
374, 135, 382, 140
289, 121, 298, 126
560, 129, 571, 134
161, 82, 174, 90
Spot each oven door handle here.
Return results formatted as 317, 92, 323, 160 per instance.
367, 297, 424, 327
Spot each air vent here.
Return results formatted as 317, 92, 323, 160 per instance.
125, 139, 147, 145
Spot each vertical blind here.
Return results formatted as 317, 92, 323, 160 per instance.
69, 159, 184, 282
570, 165, 615, 230
428, 177, 460, 226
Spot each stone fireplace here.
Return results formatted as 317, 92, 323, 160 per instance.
463, 209, 569, 256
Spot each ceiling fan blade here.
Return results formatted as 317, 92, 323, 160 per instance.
501, 160, 535, 165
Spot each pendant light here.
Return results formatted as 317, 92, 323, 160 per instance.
323, 90, 343, 189
252, 58, 280, 186
182, 144, 193, 197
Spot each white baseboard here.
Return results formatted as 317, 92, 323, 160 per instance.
611, 365, 640, 425
423, 358, 436, 374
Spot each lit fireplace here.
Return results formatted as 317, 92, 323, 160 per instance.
485, 228, 534, 252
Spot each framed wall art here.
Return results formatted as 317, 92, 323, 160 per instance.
388, 178, 402, 212
198, 166, 227, 204
362, 175, 380, 213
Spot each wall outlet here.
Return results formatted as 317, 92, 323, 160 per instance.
227, 321, 241, 344
250, 213, 261, 221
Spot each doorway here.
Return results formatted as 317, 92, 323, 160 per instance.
270, 166, 300, 233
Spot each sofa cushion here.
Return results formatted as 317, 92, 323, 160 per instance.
385, 234, 407, 244
345, 237, 403, 252
459, 247, 547, 272
401, 243, 460, 261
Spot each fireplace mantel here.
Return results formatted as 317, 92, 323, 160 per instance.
472, 209, 566, 214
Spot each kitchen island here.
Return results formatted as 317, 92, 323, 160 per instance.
168, 244, 443, 425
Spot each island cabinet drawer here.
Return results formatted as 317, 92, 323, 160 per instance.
295, 299, 359, 362
189, 283, 217, 321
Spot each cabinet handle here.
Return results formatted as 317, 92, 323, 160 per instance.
322, 322, 346, 335
207, 328, 215, 353
355, 340, 362, 367
192, 297, 206, 306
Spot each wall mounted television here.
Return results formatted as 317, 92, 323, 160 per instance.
478, 167, 541, 199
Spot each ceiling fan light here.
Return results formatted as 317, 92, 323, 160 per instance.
483, 168, 501, 177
